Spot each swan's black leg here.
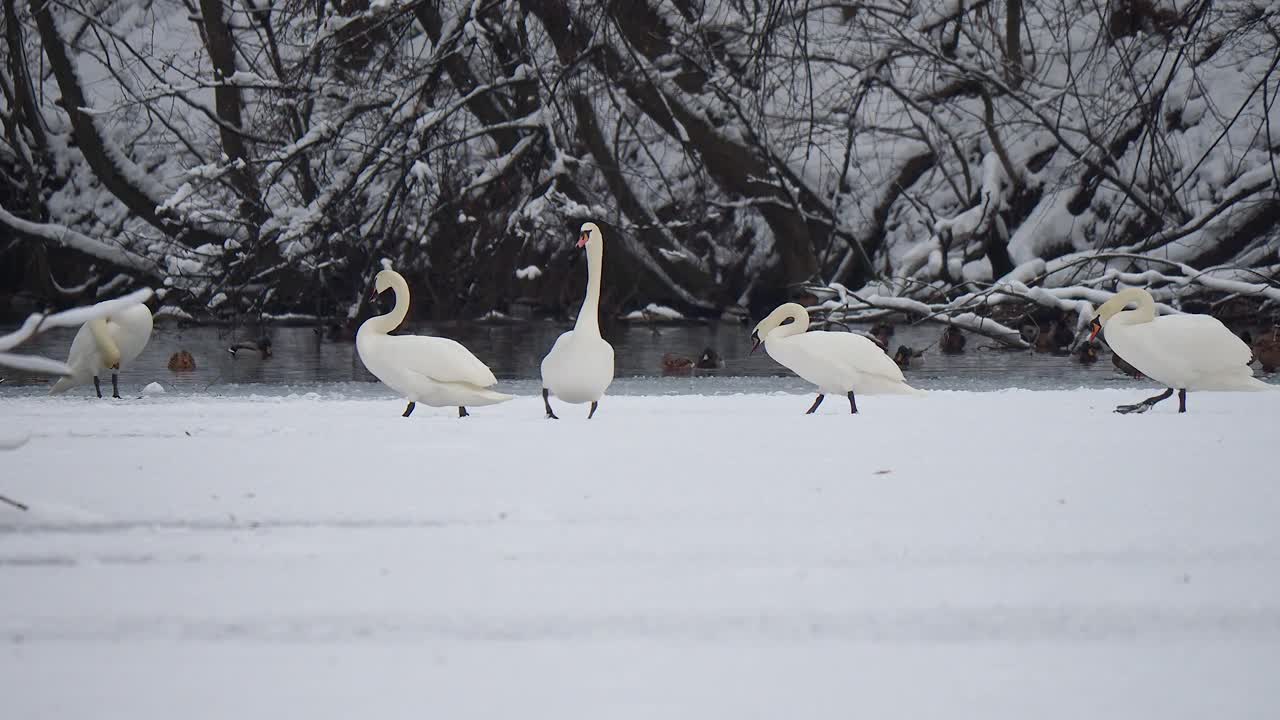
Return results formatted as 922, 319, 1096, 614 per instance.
402, 401, 416, 417
805, 394, 825, 414
1178, 389, 1187, 413
93, 376, 102, 399
112, 372, 120, 399
542, 388, 558, 419
1115, 388, 1174, 414
588, 401, 598, 419
847, 391, 859, 414
458, 406, 469, 418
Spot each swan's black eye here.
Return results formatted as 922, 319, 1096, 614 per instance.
750, 330, 759, 342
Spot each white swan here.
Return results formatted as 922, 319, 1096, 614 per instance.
752, 302, 924, 413
540, 222, 615, 419
357, 269, 512, 417
50, 303, 153, 398
1089, 287, 1273, 413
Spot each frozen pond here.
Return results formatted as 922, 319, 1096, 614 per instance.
0, 317, 1191, 398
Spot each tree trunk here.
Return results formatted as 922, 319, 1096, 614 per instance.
5, 0, 46, 151
29, 0, 222, 248
1005, 0, 1023, 89
523, 0, 821, 288
197, 0, 262, 222
411, 2, 520, 154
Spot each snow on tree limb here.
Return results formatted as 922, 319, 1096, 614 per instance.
0, 208, 160, 277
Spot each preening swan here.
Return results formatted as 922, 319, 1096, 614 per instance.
540, 222, 615, 419
752, 303, 924, 414
1089, 287, 1273, 413
229, 337, 272, 358
357, 269, 511, 417
50, 303, 153, 398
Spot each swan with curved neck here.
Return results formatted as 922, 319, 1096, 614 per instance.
1088, 287, 1273, 413
50, 303, 153, 398
752, 303, 923, 414
540, 222, 615, 419
356, 269, 511, 417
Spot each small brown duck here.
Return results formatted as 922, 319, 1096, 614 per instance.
661, 353, 694, 374
870, 321, 894, 348
1252, 328, 1280, 373
1034, 319, 1075, 354
663, 347, 724, 374
229, 337, 272, 358
939, 326, 966, 354
695, 347, 723, 369
167, 350, 197, 371
1075, 341, 1099, 364
893, 345, 922, 369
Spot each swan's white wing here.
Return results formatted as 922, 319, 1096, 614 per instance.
791, 331, 908, 382
770, 330, 911, 394
1109, 314, 1253, 387
540, 330, 574, 378
62, 322, 101, 374
382, 335, 498, 386
107, 304, 153, 365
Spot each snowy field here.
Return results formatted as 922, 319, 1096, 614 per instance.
2, 389, 1279, 719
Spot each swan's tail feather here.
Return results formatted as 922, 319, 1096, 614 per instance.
468, 388, 514, 406
1198, 373, 1277, 392
49, 375, 83, 395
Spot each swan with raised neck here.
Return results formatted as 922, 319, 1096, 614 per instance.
539, 222, 616, 419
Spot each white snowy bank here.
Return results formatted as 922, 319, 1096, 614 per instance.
1, 390, 1278, 719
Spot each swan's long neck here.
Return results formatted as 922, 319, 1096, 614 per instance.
768, 304, 810, 341
88, 317, 121, 363
574, 239, 604, 337
369, 274, 411, 335
1111, 288, 1156, 325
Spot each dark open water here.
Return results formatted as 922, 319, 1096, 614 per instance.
0, 317, 1224, 399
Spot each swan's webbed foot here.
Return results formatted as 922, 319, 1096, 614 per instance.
588, 401, 598, 420
805, 394, 825, 414
458, 406, 469, 418
402, 401, 416, 417
93, 376, 102, 399
1114, 388, 1174, 414
847, 391, 859, 414
112, 372, 120, 399
542, 388, 558, 419
1178, 388, 1187, 413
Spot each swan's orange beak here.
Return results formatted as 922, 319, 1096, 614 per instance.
577, 231, 590, 248
1088, 317, 1102, 343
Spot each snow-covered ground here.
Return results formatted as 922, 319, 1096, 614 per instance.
2, 390, 1278, 719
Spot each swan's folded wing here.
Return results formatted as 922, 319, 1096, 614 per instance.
384, 335, 498, 386
1112, 314, 1253, 387
792, 332, 907, 382
1133, 315, 1253, 369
